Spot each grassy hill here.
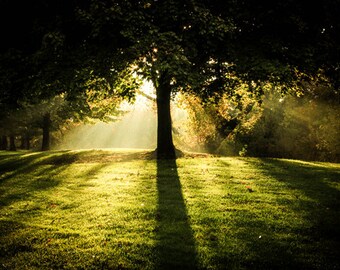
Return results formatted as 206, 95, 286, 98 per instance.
0, 149, 339, 269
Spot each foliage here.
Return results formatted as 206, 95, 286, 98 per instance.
219, 84, 340, 162
0, 0, 138, 145
175, 82, 262, 153
1, 0, 339, 156
174, 93, 219, 152
176, 75, 339, 162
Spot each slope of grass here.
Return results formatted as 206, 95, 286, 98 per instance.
0, 149, 339, 269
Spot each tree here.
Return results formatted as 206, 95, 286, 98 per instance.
1, 0, 339, 158
0, 0, 138, 151
219, 84, 340, 162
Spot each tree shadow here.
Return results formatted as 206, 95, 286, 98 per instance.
250, 159, 340, 238
240, 158, 340, 269
155, 158, 198, 269
0, 150, 112, 209
0, 151, 78, 183
182, 157, 340, 269
0, 153, 112, 265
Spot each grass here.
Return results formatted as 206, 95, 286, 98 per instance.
0, 149, 339, 269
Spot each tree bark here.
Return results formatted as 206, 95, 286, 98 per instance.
41, 113, 51, 151
21, 134, 30, 150
20, 136, 25, 149
25, 134, 30, 150
1, 135, 8, 150
155, 73, 176, 159
9, 135, 16, 151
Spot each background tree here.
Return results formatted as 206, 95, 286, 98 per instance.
213, 79, 340, 162
0, 0, 138, 151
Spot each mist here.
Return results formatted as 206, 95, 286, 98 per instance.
218, 89, 340, 162
57, 109, 157, 150
55, 82, 192, 151
56, 81, 158, 150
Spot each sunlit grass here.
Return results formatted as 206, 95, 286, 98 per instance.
0, 150, 339, 269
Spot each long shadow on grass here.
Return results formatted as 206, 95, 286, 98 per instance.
250, 158, 340, 238
0, 151, 78, 184
0, 150, 100, 210
243, 158, 340, 269
155, 159, 198, 269
0, 156, 111, 265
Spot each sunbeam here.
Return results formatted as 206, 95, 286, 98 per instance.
57, 81, 157, 150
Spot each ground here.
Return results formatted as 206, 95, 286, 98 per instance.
0, 149, 339, 269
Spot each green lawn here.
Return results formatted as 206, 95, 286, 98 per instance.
0, 149, 339, 269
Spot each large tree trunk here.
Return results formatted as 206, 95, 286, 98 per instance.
41, 113, 51, 151
155, 74, 176, 159
1, 135, 8, 150
9, 135, 16, 151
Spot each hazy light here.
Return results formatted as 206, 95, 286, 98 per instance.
56, 80, 208, 152
57, 81, 157, 150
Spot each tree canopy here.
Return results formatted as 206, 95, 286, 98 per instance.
1, 0, 339, 158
